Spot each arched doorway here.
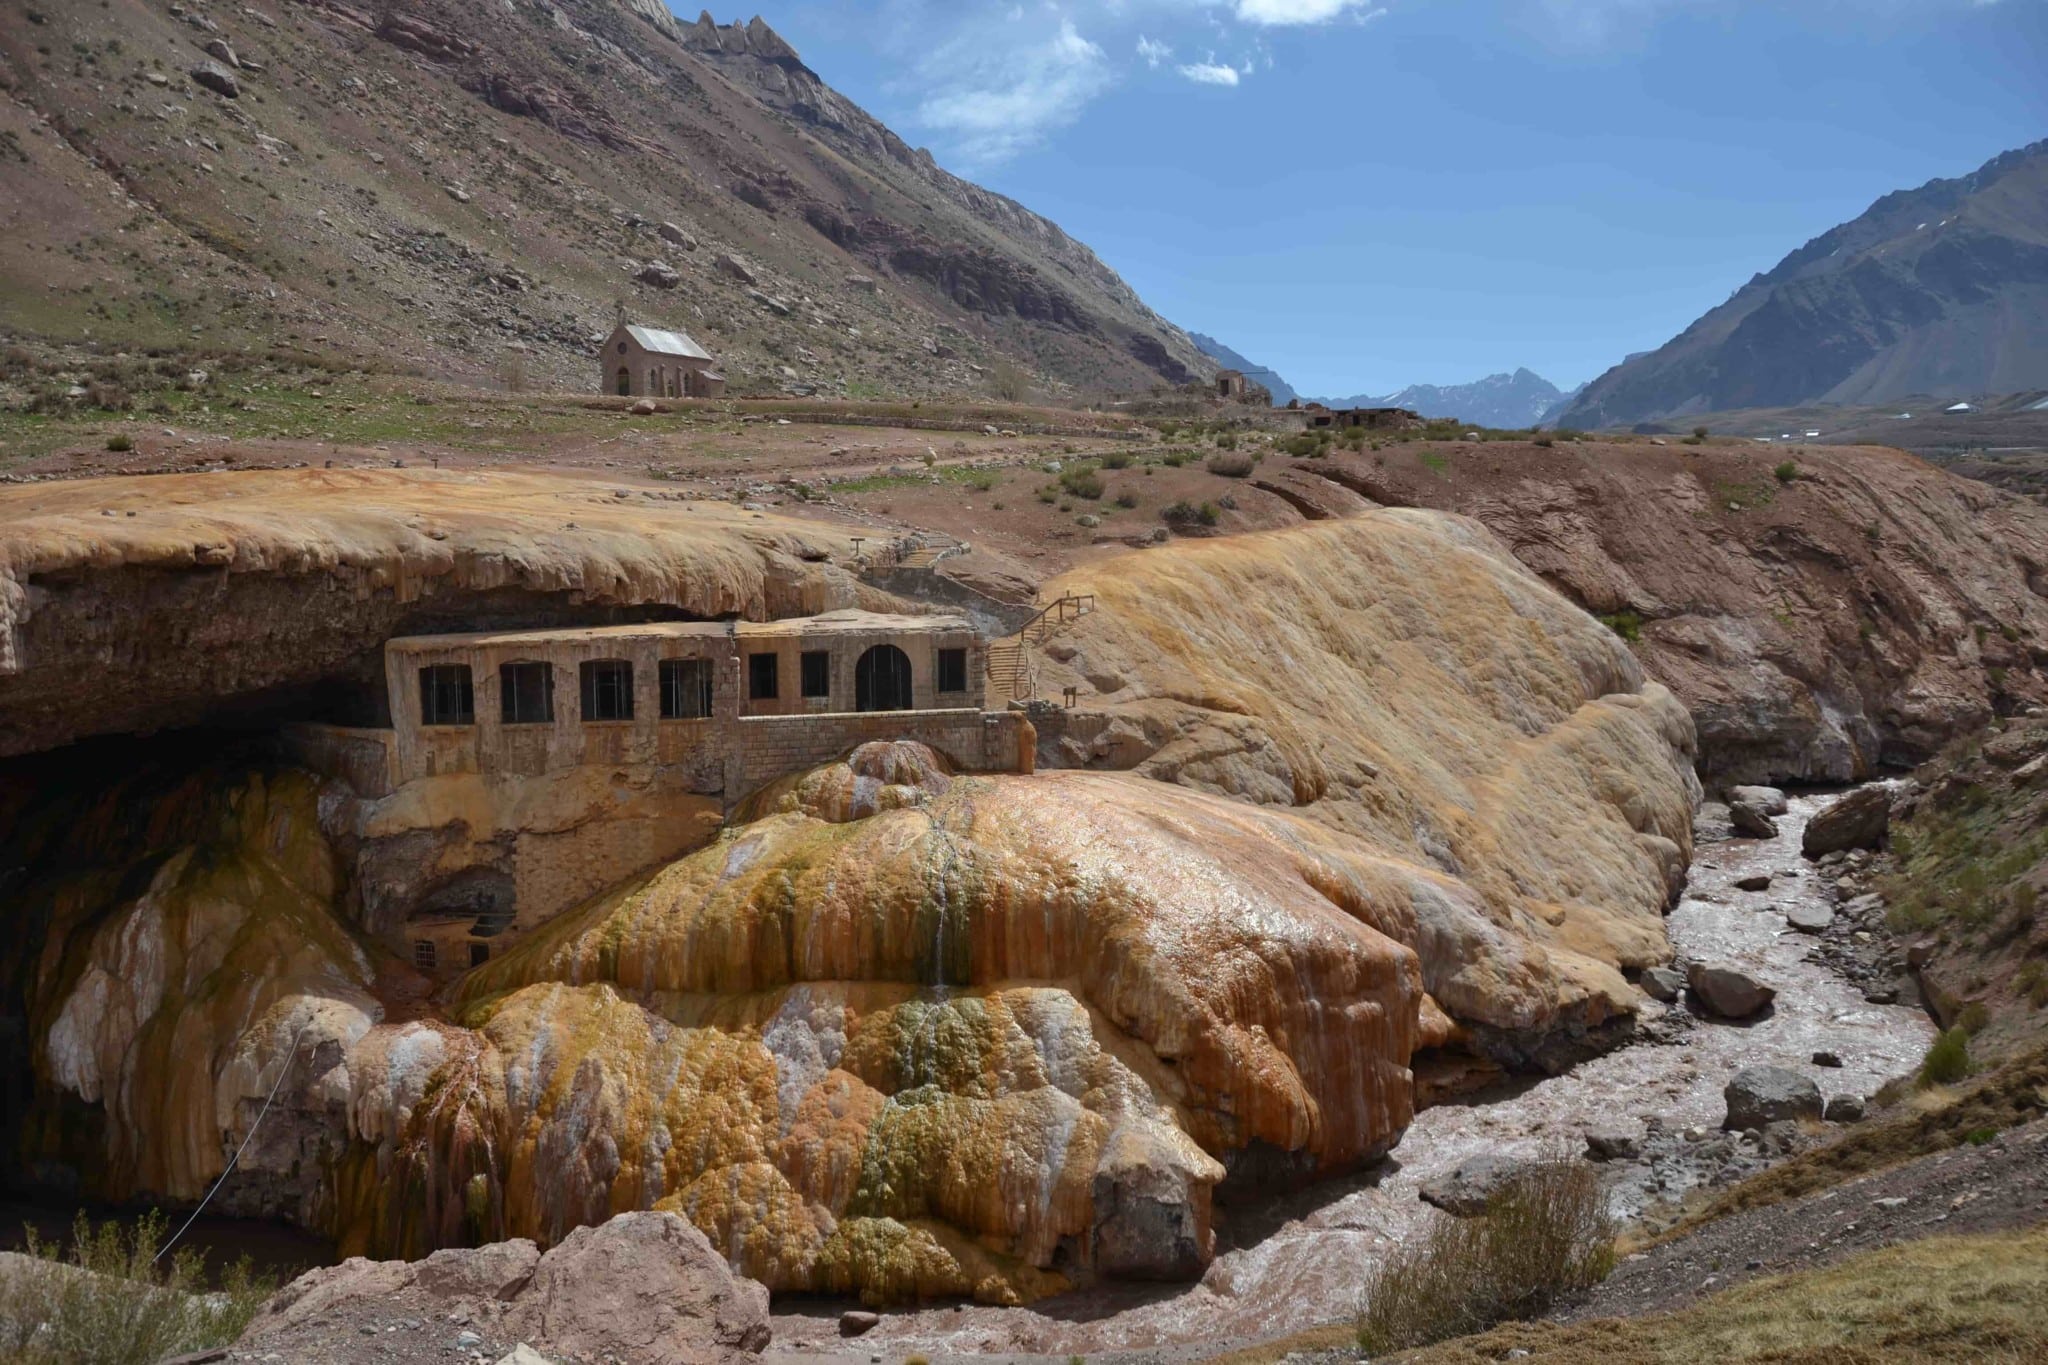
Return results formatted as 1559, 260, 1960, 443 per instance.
856, 644, 913, 712
615, 367, 630, 396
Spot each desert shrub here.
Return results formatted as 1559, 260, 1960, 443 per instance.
1533, 434, 1554, 448
1694, 426, 1710, 439
0, 1211, 275, 1365
1114, 489, 1138, 509
1598, 611, 1643, 643
1160, 449, 1191, 467
1281, 434, 1319, 458
1920, 1027, 1972, 1088
1775, 460, 1800, 484
1058, 466, 1104, 500
1207, 452, 1255, 478
1214, 432, 1238, 450
1100, 449, 1132, 470
104, 434, 132, 453
1355, 1157, 1614, 1353
1161, 499, 1219, 529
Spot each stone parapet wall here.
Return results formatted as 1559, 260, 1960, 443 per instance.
281, 723, 396, 798
734, 709, 1029, 789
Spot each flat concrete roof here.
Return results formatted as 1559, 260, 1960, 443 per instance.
388, 609, 975, 654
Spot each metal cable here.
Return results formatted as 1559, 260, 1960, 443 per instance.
154, 1013, 314, 1263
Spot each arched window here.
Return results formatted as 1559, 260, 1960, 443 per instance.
615, 366, 630, 396
855, 645, 913, 712
647, 366, 657, 393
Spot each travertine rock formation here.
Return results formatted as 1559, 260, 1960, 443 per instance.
3, 509, 1697, 1305
0, 468, 873, 757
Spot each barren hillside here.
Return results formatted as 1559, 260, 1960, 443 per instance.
0, 1, 1209, 399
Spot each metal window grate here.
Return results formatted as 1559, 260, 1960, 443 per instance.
413, 939, 437, 971
659, 658, 714, 719
418, 664, 475, 725
580, 659, 635, 721
500, 661, 555, 724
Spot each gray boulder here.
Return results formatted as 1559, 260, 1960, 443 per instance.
190, 62, 239, 98
1728, 785, 1790, 816
1824, 1094, 1866, 1122
1734, 873, 1773, 892
638, 261, 680, 289
1783, 902, 1834, 934
1723, 1066, 1823, 1130
1640, 966, 1684, 1003
1419, 1153, 1533, 1216
1584, 1128, 1640, 1162
657, 222, 697, 250
1688, 961, 1776, 1019
1803, 786, 1890, 857
1730, 801, 1779, 838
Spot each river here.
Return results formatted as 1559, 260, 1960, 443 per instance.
765, 787, 1937, 1362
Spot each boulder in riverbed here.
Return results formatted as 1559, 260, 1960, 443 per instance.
1730, 801, 1779, 838
1802, 786, 1890, 856
1688, 961, 1776, 1019
1734, 873, 1773, 892
1640, 966, 1684, 1002
1723, 1066, 1823, 1130
1727, 785, 1789, 816
1419, 1154, 1534, 1216
1783, 902, 1833, 934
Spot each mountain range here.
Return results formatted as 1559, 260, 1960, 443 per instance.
0, 2, 1209, 398
1558, 139, 2048, 429
1317, 369, 1580, 429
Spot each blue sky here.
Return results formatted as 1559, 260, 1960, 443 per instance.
748, 1, 2046, 397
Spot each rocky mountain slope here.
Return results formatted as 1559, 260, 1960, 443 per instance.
1560, 140, 2048, 428
0, 2, 1209, 399
1229, 440, 2048, 786
1319, 369, 1575, 428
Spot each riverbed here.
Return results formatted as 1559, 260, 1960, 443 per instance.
765, 788, 1936, 1362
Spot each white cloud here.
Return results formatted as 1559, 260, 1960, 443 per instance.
1137, 34, 1174, 66
1179, 60, 1243, 84
914, 17, 1112, 166
1233, 0, 1381, 23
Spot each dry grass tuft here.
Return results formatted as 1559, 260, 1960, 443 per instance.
0, 1211, 274, 1365
1355, 1155, 1615, 1353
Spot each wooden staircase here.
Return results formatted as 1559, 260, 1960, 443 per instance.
984, 594, 1094, 702
984, 638, 1030, 702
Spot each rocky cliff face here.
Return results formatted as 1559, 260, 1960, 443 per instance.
0, 468, 875, 757
0, 2, 1207, 398
0, 504, 1696, 1305
1253, 441, 2048, 786
1559, 140, 2048, 427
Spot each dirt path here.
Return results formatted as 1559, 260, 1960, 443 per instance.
763, 790, 1936, 1363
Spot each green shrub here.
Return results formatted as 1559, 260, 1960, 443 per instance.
1597, 611, 1644, 644
1161, 449, 1191, 467
1058, 466, 1104, 500
105, 434, 132, 453
0, 1211, 276, 1365
1775, 460, 1800, 484
1100, 450, 1132, 470
1113, 490, 1139, 509
1207, 452, 1255, 478
1356, 1156, 1615, 1353
1694, 426, 1709, 439
1161, 500, 1219, 529
1919, 1027, 1972, 1088
1281, 434, 1319, 458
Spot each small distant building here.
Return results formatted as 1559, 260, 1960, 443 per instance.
603, 322, 726, 399
1216, 369, 1247, 400
1307, 406, 1421, 431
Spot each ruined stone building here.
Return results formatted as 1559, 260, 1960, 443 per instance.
289, 611, 1032, 975
603, 322, 725, 398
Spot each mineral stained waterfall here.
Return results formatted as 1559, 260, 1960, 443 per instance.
5, 505, 1699, 1306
